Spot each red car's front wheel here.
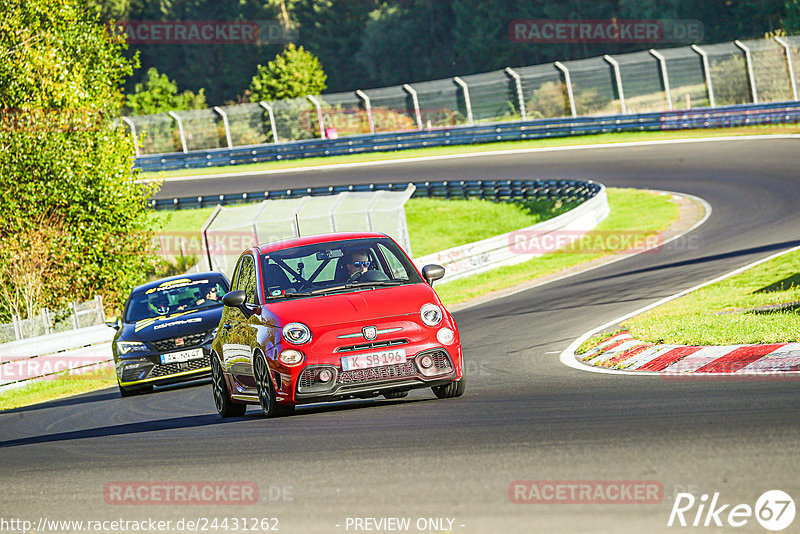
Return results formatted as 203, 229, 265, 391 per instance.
254, 352, 295, 418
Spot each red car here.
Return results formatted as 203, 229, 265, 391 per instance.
210, 232, 464, 417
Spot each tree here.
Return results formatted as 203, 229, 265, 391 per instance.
248, 43, 327, 101
125, 67, 207, 115
0, 0, 160, 320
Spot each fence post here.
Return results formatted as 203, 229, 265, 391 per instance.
213, 106, 233, 149
306, 95, 326, 139
774, 36, 798, 101
121, 117, 139, 156
95, 295, 105, 323
504, 67, 526, 121
649, 49, 673, 110
200, 204, 223, 271
453, 76, 474, 126
402, 84, 423, 130
69, 301, 79, 330
734, 40, 758, 104
554, 62, 577, 117
603, 55, 627, 114
258, 101, 279, 143
12, 314, 22, 341
691, 45, 716, 108
355, 90, 375, 134
167, 111, 188, 153
42, 308, 52, 335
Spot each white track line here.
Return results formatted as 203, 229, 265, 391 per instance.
559, 244, 800, 376
140, 134, 800, 184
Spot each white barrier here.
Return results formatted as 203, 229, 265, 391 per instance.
0, 325, 114, 389
413, 185, 609, 282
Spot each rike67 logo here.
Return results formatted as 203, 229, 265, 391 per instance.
668, 490, 795, 531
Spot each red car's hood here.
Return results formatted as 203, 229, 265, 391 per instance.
267, 283, 440, 328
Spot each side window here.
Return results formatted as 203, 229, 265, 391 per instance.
237, 256, 258, 305
378, 243, 409, 280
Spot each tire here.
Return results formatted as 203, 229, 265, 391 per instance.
383, 390, 409, 400
432, 377, 465, 399
211, 354, 246, 417
253, 352, 294, 417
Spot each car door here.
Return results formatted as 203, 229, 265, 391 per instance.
227, 254, 258, 391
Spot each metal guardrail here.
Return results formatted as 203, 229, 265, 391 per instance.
0, 324, 114, 390
152, 178, 602, 210
136, 101, 800, 174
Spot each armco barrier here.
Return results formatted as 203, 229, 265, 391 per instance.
414, 185, 609, 282
152, 178, 601, 210
135, 102, 800, 173
0, 324, 115, 390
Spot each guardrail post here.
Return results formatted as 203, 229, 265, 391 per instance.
691, 44, 716, 108
453, 76, 474, 126
167, 111, 188, 153
355, 90, 375, 134
403, 84, 423, 130
504, 67, 526, 121
734, 40, 758, 104
774, 36, 798, 101
307, 95, 326, 139
121, 117, 139, 156
258, 101, 279, 143
554, 61, 577, 117
649, 49, 673, 110
603, 55, 627, 114
213, 106, 234, 149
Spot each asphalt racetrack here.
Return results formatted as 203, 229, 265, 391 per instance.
2, 137, 800, 533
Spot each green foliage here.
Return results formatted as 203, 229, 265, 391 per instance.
526, 81, 569, 119
247, 43, 327, 102
0, 0, 161, 320
125, 67, 207, 115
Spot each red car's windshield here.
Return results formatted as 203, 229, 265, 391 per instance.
260, 237, 423, 300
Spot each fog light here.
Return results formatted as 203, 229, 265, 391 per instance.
437, 327, 455, 345
318, 369, 333, 382
279, 349, 304, 366
419, 355, 434, 369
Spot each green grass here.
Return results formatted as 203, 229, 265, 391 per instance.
624, 249, 800, 345
434, 188, 680, 306
139, 124, 800, 180
0, 368, 116, 412
406, 198, 578, 257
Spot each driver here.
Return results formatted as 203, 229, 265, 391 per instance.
149, 293, 170, 315
344, 250, 371, 283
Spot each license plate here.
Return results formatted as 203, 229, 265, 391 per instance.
341, 349, 407, 371
161, 348, 203, 364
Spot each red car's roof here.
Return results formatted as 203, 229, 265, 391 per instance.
256, 232, 389, 254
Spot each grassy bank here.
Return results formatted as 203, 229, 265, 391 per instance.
623, 248, 800, 345
435, 188, 680, 306
0, 368, 116, 412
139, 125, 800, 180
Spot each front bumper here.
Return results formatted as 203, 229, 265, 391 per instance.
292, 347, 459, 404
116, 343, 212, 388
